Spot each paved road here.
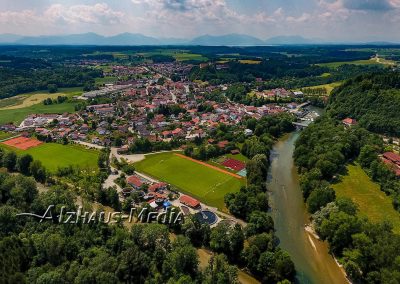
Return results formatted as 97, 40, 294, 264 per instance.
72, 140, 105, 150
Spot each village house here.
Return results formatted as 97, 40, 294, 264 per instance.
342, 118, 358, 127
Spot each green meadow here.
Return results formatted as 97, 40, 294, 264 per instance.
332, 163, 400, 234
0, 142, 99, 172
0, 102, 77, 125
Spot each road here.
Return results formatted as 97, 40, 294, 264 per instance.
72, 140, 105, 150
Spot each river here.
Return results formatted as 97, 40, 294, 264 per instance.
267, 130, 348, 283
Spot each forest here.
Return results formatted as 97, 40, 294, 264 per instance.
328, 71, 400, 136
0, 55, 102, 100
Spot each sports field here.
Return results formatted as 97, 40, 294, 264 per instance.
2, 136, 42, 150
332, 163, 400, 234
134, 152, 245, 210
0, 131, 13, 141
0, 142, 99, 172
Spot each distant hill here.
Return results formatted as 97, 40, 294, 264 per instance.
264, 35, 322, 45
14, 32, 162, 46
0, 34, 23, 43
15, 32, 107, 45
189, 34, 265, 46
0, 32, 397, 46
106, 33, 160, 45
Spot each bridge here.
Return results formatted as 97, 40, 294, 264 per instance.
296, 101, 311, 109
292, 122, 309, 129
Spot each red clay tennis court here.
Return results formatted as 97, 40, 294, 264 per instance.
221, 158, 246, 171
2, 136, 43, 150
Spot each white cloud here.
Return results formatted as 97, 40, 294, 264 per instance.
1, 0, 400, 41
0, 3, 124, 35
44, 3, 124, 25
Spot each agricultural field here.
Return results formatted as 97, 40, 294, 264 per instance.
90, 49, 208, 62
318, 72, 331, 78
238, 59, 261, 64
0, 87, 82, 110
316, 58, 391, 68
332, 163, 400, 234
0, 142, 99, 172
134, 152, 245, 210
297, 81, 342, 95
140, 50, 208, 62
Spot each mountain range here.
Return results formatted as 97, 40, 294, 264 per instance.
0, 33, 397, 46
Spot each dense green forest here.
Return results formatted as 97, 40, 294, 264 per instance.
0, 56, 102, 99
328, 71, 400, 136
189, 58, 383, 87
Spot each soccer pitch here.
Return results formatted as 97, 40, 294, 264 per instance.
134, 152, 245, 210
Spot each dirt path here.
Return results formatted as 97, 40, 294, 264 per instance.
174, 153, 243, 179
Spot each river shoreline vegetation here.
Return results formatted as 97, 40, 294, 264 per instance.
294, 72, 400, 283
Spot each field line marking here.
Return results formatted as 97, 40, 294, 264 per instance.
174, 153, 243, 179
0, 134, 22, 143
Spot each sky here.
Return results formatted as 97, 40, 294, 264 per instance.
0, 0, 399, 42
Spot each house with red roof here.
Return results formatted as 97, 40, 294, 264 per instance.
148, 182, 168, 193
217, 140, 229, 149
179, 195, 200, 209
342, 118, 357, 127
381, 152, 400, 177
171, 128, 184, 137
127, 175, 145, 189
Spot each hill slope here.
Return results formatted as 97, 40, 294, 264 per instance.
328, 72, 400, 136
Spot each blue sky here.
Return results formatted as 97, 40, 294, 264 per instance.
0, 0, 399, 41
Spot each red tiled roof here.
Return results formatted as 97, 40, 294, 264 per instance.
126, 176, 143, 188
342, 118, 357, 125
383, 152, 400, 164
148, 182, 167, 192
179, 195, 200, 208
217, 140, 229, 148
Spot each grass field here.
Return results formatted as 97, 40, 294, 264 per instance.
140, 50, 208, 62
316, 58, 390, 68
0, 102, 77, 125
332, 163, 400, 234
297, 81, 342, 95
0, 142, 99, 172
95, 76, 118, 85
0, 131, 13, 141
0, 87, 82, 110
239, 59, 261, 64
134, 152, 245, 210
319, 72, 331, 78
